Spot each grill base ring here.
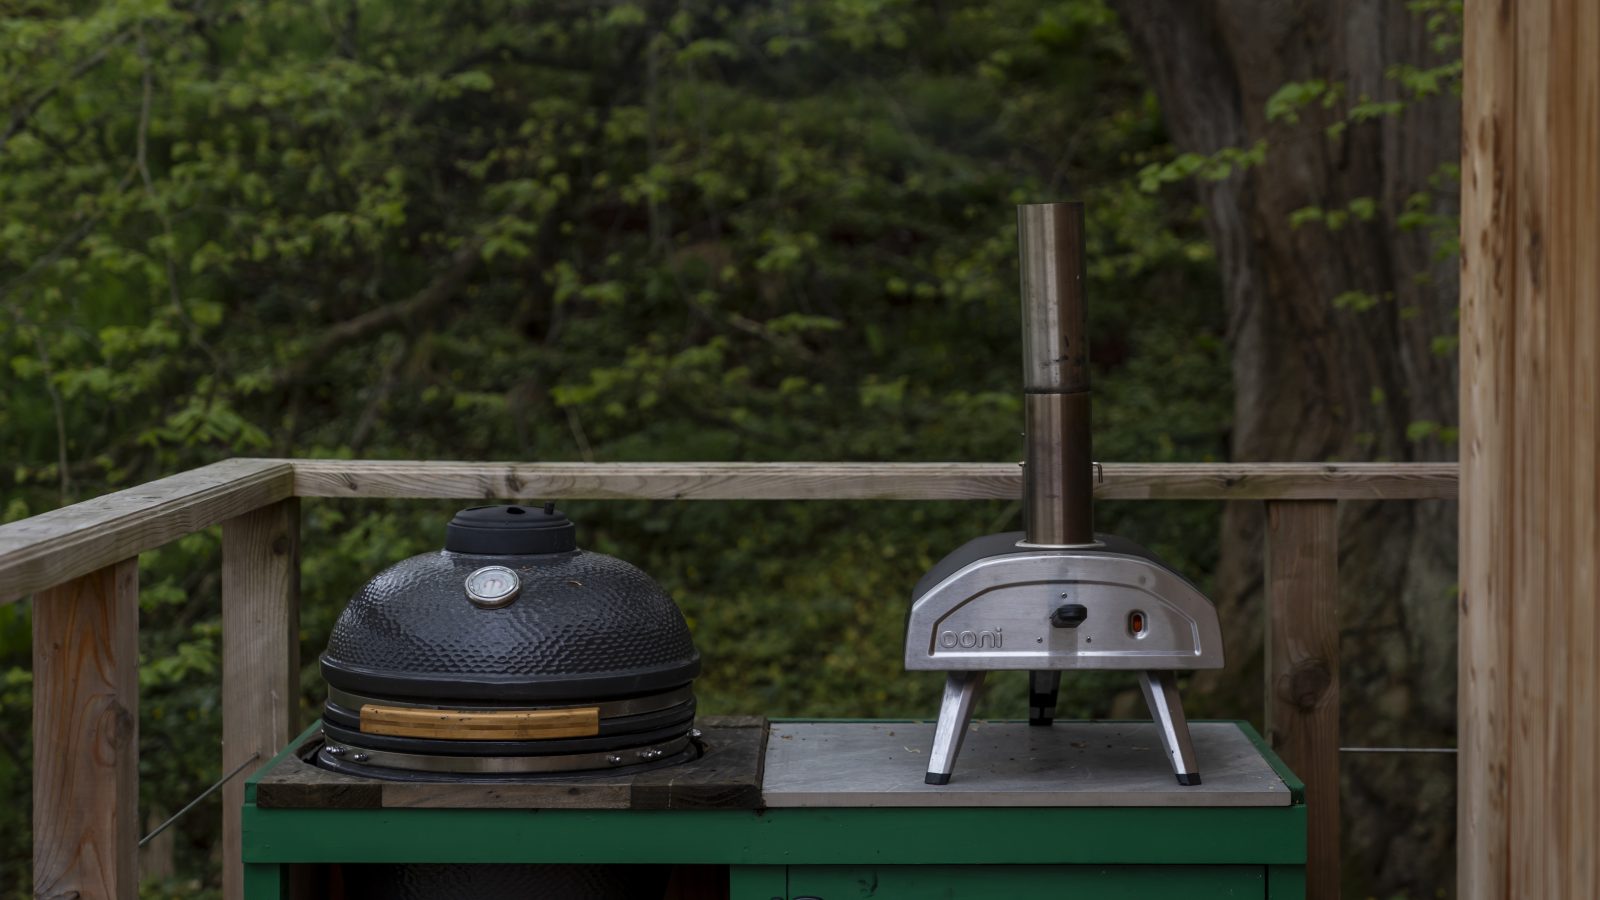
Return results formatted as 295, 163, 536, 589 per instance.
316, 733, 699, 781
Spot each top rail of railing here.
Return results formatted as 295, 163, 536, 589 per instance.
0, 458, 1457, 604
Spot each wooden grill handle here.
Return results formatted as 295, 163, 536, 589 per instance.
359, 704, 600, 740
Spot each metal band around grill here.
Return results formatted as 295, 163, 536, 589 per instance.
326, 684, 694, 719
321, 734, 694, 774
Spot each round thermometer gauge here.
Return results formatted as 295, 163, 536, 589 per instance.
464, 565, 521, 608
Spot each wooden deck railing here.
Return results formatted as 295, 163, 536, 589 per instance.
0, 458, 1458, 900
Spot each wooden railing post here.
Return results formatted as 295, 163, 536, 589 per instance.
1264, 499, 1340, 900
221, 499, 300, 900
32, 558, 140, 900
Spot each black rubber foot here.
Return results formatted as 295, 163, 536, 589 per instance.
1176, 773, 1202, 786
1028, 716, 1054, 727
925, 772, 952, 785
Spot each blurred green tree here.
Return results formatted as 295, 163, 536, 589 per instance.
3, 0, 1229, 895
1114, 2, 1462, 894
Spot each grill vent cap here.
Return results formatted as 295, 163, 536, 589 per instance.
445, 503, 577, 555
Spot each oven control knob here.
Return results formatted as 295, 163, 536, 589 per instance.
1050, 603, 1088, 628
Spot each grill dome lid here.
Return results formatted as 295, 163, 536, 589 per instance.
320, 504, 700, 702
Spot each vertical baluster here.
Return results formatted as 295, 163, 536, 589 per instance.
1265, 499, 1340, 900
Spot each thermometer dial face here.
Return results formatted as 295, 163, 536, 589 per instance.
465, 566, 521, 608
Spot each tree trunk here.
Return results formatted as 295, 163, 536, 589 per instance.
1110, 2, 1460, 895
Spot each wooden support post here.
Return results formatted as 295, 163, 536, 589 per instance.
32, 559, 140, 900
222, 499, 300, 900
1461, 0, 1600, 896
1458, 3, 1516, 892
1264, 499, 1339, 900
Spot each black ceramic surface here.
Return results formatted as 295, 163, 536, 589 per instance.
321, 506, 700, 702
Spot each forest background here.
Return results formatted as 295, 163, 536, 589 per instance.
0, 1, 1462, 897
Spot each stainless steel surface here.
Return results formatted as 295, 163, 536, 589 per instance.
464, 565, 521, 608
1022, 392, 1094, 547
326, 684, 694, 719
905, 548, 1225, 671
1017, 202, 1089, 393
1018, 202, 1093, 548
1139, 670, 1199, 783
323, 734, 692, 774
764, 721, 1291, 808
925, 671, 986, 784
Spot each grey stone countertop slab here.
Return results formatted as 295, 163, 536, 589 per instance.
761, 721, 1292, 808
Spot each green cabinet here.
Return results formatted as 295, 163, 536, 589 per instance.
241, 720, 1305, 899
756, 864, 1309, 899
788, 865, 1265, 899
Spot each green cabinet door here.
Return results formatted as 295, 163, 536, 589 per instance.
785, 865, 1266, 899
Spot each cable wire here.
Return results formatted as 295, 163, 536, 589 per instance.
139, 751, 261, 848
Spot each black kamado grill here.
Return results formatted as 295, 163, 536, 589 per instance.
318, 503, 701, 781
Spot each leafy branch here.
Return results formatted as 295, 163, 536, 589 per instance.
1136, 140, 1267, 193
0, 26, 133, 155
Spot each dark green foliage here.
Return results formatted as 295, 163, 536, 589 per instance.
0, 1, 1226, 894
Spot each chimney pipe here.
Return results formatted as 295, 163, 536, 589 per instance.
1017, 202, 1094, 547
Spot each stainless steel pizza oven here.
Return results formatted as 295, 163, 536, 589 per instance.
318, 503, 701, 780
906, 202, 1224, 786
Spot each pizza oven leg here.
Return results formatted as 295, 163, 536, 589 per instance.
925, 670, 986, 785
1139, 670, 1201, 785
1028, 671, 1061, 726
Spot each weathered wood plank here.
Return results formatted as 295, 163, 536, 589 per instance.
629, 716, 767, 811
1533, 5, 1568, 892
1497, 3, 1600, 890
248, 734, 383, 811
222, 500, 301, 900
32, 559, 139, 900
1264, 500, 1339, 900
0, 459, 294, 605
1458, 0, 1519, 895
1561, 5, 1600, 895
290, 460, 1458, 502
255, 717, 768, 811
0, 458, 1454, 609
381, 779, 636, 810
1506, 4, 1553, 894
